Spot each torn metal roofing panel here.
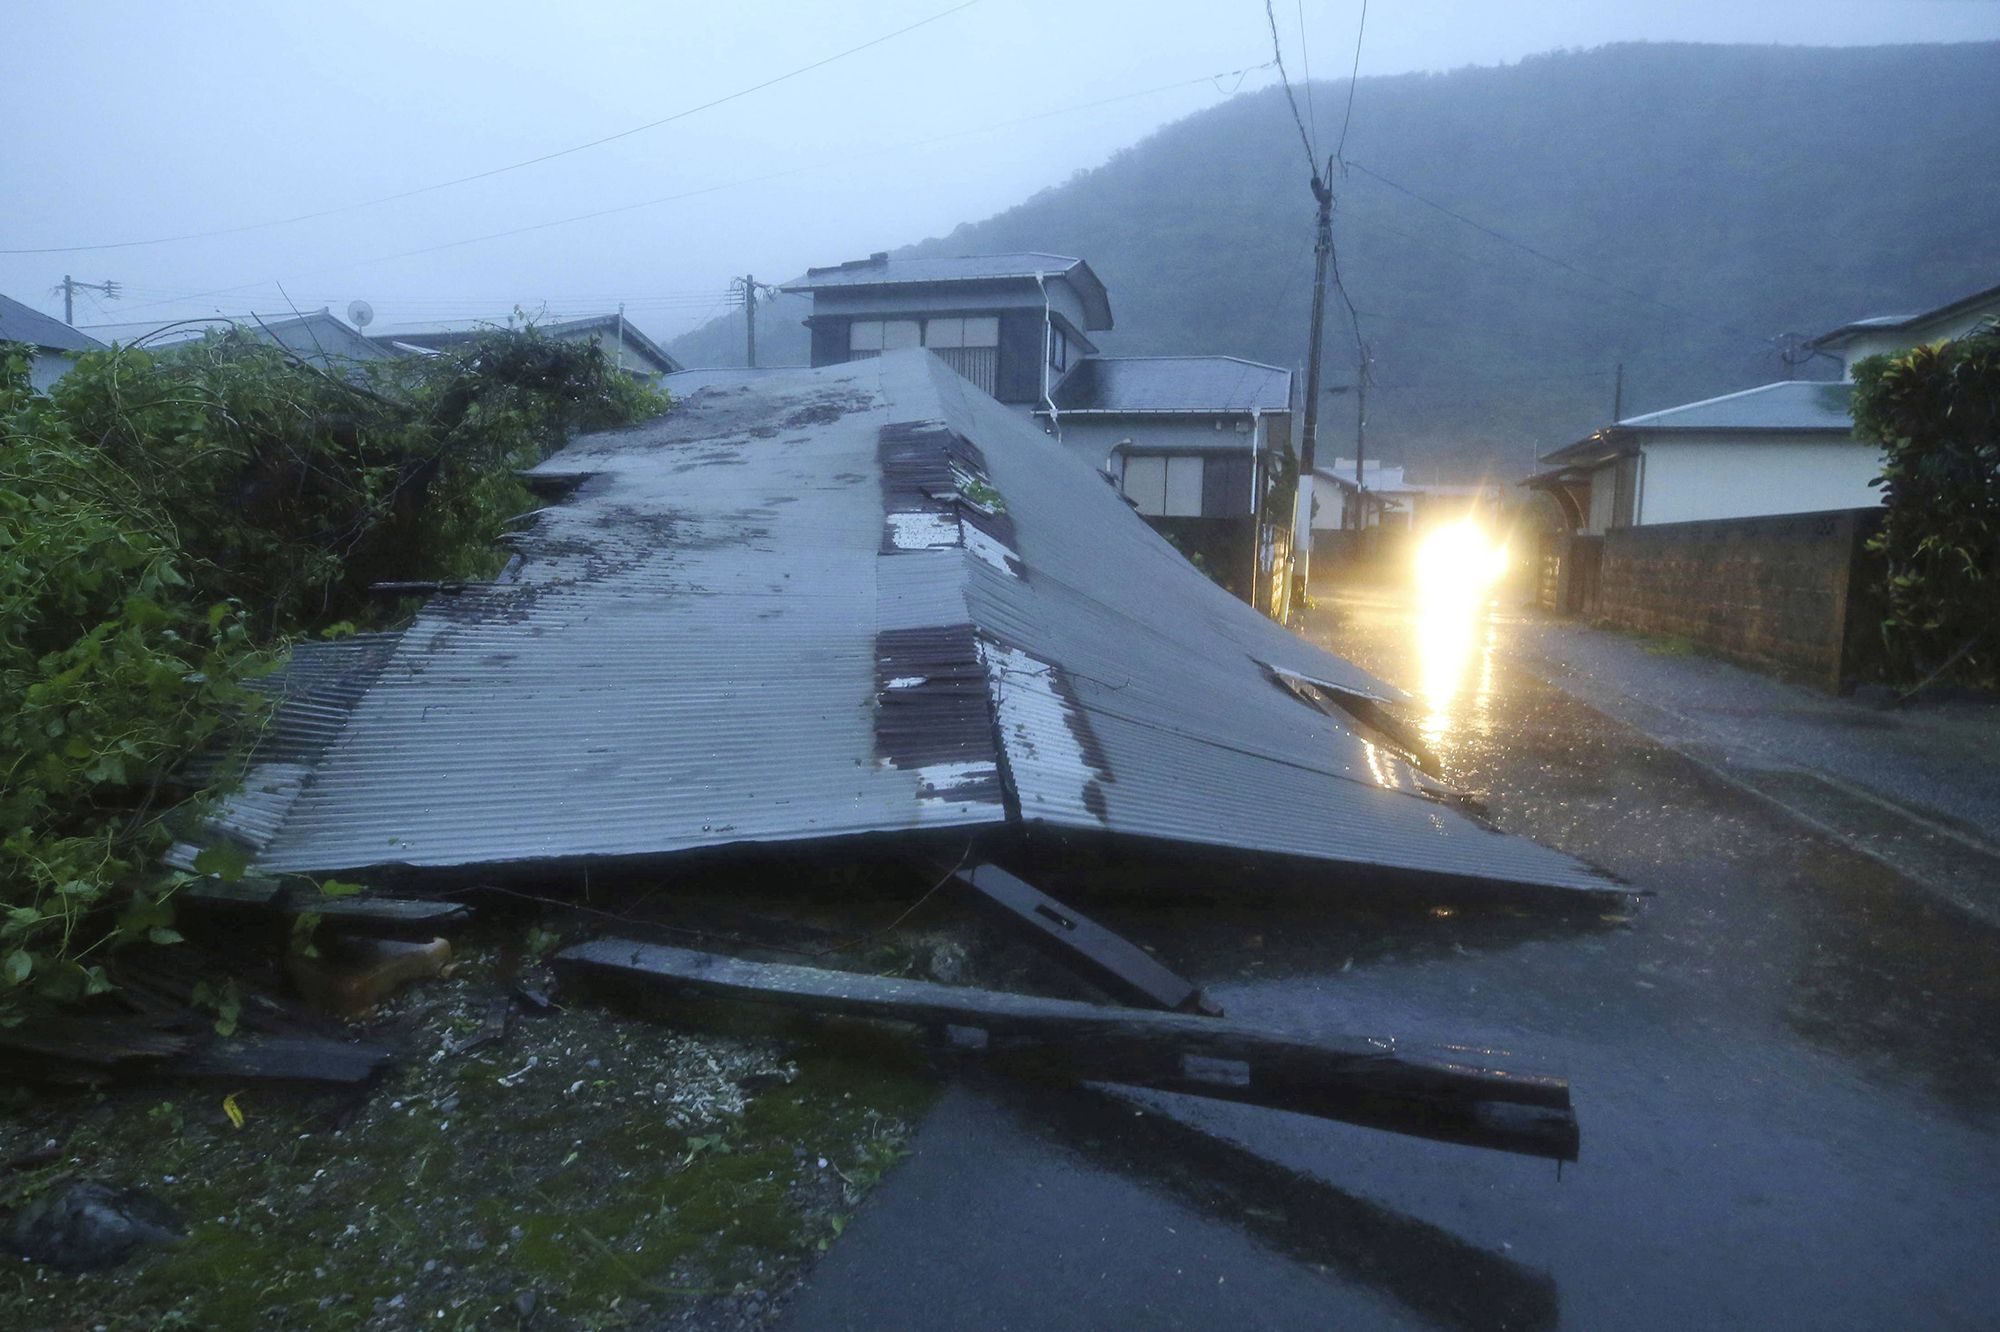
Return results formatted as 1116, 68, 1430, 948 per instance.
223, 351, 1612, 897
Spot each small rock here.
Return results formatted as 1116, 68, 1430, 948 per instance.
3, 1182, 183, 1272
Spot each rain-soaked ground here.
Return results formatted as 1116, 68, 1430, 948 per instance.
779, 572, 2000, 1331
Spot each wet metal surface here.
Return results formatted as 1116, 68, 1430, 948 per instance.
782, 578, 2000, 1330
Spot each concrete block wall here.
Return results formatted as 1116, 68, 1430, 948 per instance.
1597, 508, 1882, 690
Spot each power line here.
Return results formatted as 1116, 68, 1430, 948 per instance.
1263, 0, 1318, 173
113, 55, 1280, 317
1295, 0, 1319, 157
1334, 0, 1368, 165
0, 1, 980, 257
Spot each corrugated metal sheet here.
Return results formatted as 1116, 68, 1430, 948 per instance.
222, 351, 1614, 896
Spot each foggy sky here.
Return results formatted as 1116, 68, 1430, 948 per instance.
6, 1, 1997, 349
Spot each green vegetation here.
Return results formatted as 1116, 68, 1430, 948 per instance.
1852, 321, 2000, 690
0, 330, 666, 1019
0, 935, 939, 1330
671, 42, 2000, 472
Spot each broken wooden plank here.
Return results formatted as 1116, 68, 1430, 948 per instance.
172, 1035, 394, 1084
556, 939, 1578, 1161
952, 863, 1215, 1014
180, 879, 472, 934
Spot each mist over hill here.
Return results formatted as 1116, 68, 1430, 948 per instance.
670, 41, 2000, 476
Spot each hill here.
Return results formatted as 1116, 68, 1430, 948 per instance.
669, 41, 2000, 475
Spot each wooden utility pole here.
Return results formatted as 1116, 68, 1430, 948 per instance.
60, 275, 119, 325
1293, 160, 1336, 593
741, 274, 758, 368
1350, 368, 1368, 532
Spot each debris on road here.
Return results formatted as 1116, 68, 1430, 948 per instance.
558, 938, 1579, 1161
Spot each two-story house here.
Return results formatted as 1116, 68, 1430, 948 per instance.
783, 251, 1295, 610
782, 251, 1110, 403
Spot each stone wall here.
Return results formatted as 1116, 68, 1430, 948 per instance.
1597, 508, 1883, 690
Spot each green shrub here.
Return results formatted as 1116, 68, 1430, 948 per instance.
1851, 322, 2000, 690
0, 326, 667, 1018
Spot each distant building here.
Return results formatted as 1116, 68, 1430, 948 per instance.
1312, 458, 1501, 532
1529, 277, 1998, 532
81, 309, 393, 377
370, 313, 682, 380
0, 292, 107, 389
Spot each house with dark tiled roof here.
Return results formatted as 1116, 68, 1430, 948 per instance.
0, 292, 106, 390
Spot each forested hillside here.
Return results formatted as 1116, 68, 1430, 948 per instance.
671, 41, 2000, 474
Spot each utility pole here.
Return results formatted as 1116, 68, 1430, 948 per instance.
59, 275, 119, 325
1293, 159, 1336, 597
741, 274, 758, 368
1612, 361, 1625, 420
1351, 366, 1368, 532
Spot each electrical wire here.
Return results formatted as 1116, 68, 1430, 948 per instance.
1295, 0, 1319, 157
0, 1, 980, 256
111, 55, 1280, 317
1263, 0, 1319, 174
1334, 0, 1368, 166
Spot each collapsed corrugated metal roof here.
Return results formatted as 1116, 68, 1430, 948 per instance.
206, 350, 1612, 897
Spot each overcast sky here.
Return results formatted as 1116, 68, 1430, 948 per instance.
6, 1, 1996, 345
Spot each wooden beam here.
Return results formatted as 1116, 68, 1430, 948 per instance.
556, 939, 1578, 1161
951, 863, 1212, 1013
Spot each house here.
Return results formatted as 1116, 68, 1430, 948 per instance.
369, 312, 682, 380
1532, 381, 1863, 532
781, 251, 1112, 405
81, 308, 394, 377
0, 292, 107, 389
1043, 355, 1292, 517
1530, 278, 1999, 533
783, 252, 1296, 610
1807, 279, 2000, 380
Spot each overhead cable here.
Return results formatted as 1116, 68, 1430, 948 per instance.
0, 1, 980, 256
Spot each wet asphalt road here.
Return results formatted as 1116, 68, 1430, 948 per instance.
781, 580, 2000, 1331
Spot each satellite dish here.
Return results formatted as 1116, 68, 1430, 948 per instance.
346, 299, 375, 328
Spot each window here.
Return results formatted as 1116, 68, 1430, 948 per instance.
1048, 325, 1068, 373
1121, 454, 1203, 517
848, 319, 921, 354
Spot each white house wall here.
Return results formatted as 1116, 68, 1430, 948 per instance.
29, 350, 78, 391
1841, 302, 2000, 377
1637, 433, 1882, 525
810, 281, 1093, 334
